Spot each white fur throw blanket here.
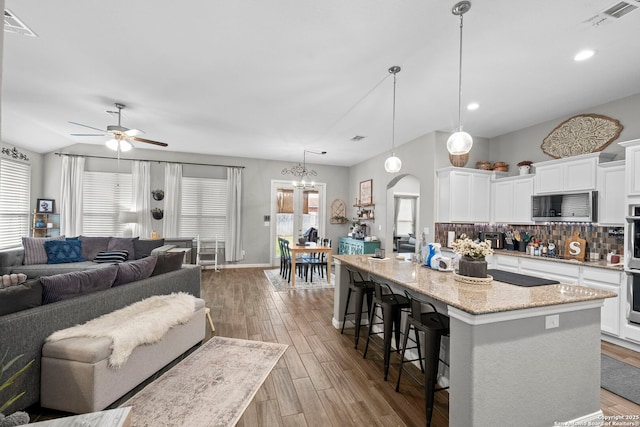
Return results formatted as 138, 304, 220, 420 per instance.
46, 292, 197, 368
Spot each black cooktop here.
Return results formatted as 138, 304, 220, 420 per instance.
487, 269, 560, 287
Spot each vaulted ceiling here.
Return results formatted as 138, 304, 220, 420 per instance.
3, 0, 640, 166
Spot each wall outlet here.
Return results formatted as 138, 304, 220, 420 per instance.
378, 225, 382, 231
545, 314, 559, 329
242, 249, 246, 257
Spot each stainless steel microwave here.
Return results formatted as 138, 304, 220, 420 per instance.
531, 191, 598, 222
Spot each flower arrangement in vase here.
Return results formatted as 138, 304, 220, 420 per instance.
452, 237, 494, 278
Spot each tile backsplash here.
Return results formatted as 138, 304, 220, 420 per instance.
434, 223, 624, 259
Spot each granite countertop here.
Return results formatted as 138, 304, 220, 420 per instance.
334, 255, 617, 316
489, 249, 624, 271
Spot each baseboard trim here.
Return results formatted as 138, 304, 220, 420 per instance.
202, 263, 271, 270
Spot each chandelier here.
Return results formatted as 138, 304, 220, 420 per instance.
281, 149, 326, 189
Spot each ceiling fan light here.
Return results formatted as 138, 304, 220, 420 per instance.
105, 138, 119, 151
447, 130, 473, 155
120, 139, 133, 152
384, 155, 402, 173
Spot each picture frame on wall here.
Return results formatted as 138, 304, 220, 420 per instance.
37, 198, 55, 213
359, 179, 372, 205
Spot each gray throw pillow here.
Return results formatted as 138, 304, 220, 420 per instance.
0, 279, 42, 315
107, 237, 138, 260
113, 256, 158, 286
40, 265, 118, 304
79, 236, 111, 261
133, 239, 165, 259
22, 236, 66, 265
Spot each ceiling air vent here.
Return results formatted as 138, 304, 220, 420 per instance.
350, 135, 366, 141
603, 1, 638, 18
4, 9, 37, 37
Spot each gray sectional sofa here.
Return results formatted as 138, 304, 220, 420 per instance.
0, 249, 201, 413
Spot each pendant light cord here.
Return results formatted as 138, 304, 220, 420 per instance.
457, 12, 464, 132
391, 71, 397, 152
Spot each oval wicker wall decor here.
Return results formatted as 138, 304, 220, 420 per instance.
540, 113, 623, 159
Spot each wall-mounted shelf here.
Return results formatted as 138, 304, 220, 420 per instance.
353, 203, 375, 221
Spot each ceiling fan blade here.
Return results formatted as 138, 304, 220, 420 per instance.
71, 133, 105, 137
68, 121, 107, 133
124, 128, 144, 137
132, 136, 168, 147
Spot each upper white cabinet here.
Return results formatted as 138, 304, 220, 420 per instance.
437, 168, 506, 223
492, 175, 534, 224
619, 139, 640, 196
597, 160, 625, 225
533, 152, 615, 194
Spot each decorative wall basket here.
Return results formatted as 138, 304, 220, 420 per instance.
449, 152, 469, 167
152, 190, 165, 201
151, 209, 164, 220
330, 199, 348, 224
541, 114, 623, 158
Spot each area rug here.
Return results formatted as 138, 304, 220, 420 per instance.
264, 268, 334, 291
601, 354, 640, 405
122, 336, 287, 426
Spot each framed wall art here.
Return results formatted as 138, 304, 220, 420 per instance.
37, 198, 55, 213
359, 179, 372, 206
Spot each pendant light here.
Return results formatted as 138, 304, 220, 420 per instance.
447, 1, 473, 155
384, 66, 402, 173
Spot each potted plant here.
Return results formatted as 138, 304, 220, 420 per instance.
452, 237, 494, 278
0, 352, 33, 426
517, 160, 533, 175
331, 215, 349, 224
151, 189, 164, 201
151, 208, 164, 220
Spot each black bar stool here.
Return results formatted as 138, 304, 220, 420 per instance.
363, 279, 410, 381
340, 267, 374, 349
395, 290, 450, 427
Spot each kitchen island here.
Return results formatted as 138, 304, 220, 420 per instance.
333, 254, 617, 427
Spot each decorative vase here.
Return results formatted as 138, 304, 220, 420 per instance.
35, 219, 46, 228
518, 165, 531, 175
458, 256, 487, 278
152, 190, 164, 201
151, 209, 164, 220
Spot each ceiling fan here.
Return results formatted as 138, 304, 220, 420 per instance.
69, 103, 168, 152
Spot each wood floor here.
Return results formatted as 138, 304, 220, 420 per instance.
203, 268, 640, 426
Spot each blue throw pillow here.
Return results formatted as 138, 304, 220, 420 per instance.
44, 240, 84, 264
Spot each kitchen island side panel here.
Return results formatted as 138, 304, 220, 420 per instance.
449, 307, 602, 427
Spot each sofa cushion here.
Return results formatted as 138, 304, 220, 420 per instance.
107, 237, 138, 260
44, 240, 84, 264
133, 239, 165, 260
94, 251, 129, 264
151, 253, 184, 276
113, 256, 158, 287
40, 265, 118, 304
0, 279, 42, 315
79, 236, 111, 261
22, 236, 66, 265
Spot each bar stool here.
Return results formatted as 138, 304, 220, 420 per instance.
363, 279, 410, 381
395, 290, 450, 427
340, 267, 374, 349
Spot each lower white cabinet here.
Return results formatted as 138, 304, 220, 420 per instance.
519, 258, 579, 284
581, 266, 622, 336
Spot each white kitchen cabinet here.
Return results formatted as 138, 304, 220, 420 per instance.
581, 266, 622, 336
437, 168, 505, 223
489, 253, 519, 273
597, 160, 625, 225
533, 152, 615, 194
519, 258, 580, 284
492, 175, 534, 224
619, 139, 640, 196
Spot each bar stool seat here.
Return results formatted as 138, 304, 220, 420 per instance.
341, 267, 374, 349
395, 290, 450, 427
363, 279, 411, 381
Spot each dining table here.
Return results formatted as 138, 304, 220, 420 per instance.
289, 243, 332, 287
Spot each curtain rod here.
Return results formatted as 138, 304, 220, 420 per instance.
54, 152, 245, 169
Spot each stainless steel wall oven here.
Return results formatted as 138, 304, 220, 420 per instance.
626, 205, 640, 325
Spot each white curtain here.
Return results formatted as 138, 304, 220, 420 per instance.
225, 167, 243, 261
163, 163, 182, 238
131, 161, 152, 238
60, 155, 85, 236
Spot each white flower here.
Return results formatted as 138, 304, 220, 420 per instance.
451, 238, 494, 259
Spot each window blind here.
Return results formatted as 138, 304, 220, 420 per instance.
180, 177, 227, 241
0, 159, 31, 249
82, 171, 132, 236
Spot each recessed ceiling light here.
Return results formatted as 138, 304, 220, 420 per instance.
467, 102, 479, 111
350, 135, 366, 141
574, 50, 595, 61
